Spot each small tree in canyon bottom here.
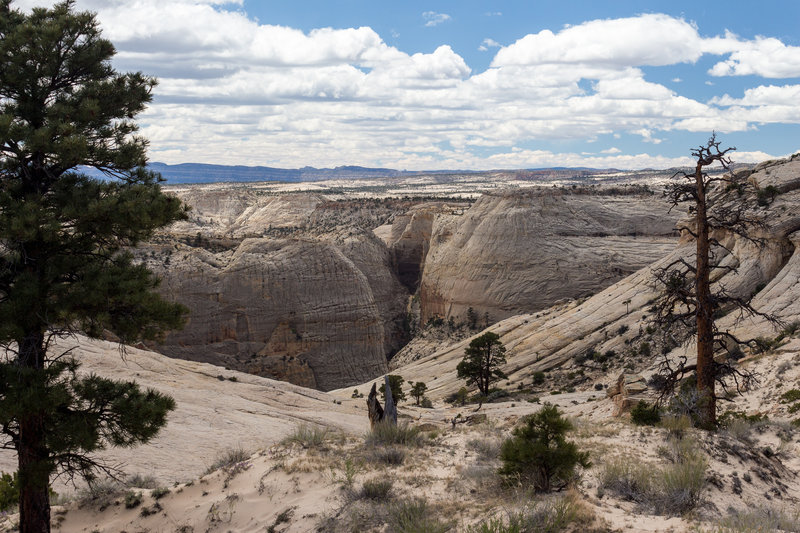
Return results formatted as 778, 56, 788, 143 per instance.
651, 134, 778, 429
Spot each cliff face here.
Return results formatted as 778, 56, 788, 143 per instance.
142, 193, 411, 391
417, 189, 679, 324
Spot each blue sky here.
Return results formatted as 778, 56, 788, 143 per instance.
18, 0, 800, 169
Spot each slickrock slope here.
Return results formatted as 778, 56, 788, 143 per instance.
0, 335, 367, 490
389, 155, 800, 401
417, 188, 679, 324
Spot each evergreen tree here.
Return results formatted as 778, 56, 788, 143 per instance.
0, 2, 187, 531
379, 374, 406, 403
499, 404, 590, 492
409, 381, 427, 406
457, 331, 507, 396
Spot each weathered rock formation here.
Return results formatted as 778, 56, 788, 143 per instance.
142, 193, 410, 391
417, 188, 679, 323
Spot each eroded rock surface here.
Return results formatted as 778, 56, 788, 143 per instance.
418, 188, 679, 323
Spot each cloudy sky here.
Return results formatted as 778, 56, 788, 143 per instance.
17, 0, 800, 170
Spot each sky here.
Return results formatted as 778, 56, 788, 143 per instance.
16, 0, 800, 170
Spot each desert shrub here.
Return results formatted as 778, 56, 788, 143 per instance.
532, 372, 545, 385
485, 389, 511, 403
600, 436, 706, 515
446, 387, 470, 406
630, 401, 661, 426
660, 415, 692, 440
467, 437, 502, 461
78, 479, 125, 510
124, 490, 143, 509
420, 397, 433, 409
498, 404, 590, 492
366, 446, 406, 465
467, 493, 587, 533
282, 424, 331, 449
365, 422, 423, 447
151, 487, 170, 500
204, 447, 250, 475
140, 501, 162, 517
360, 478, 393, 501
125, 473, 158, 489
702, 506, 800, 533
387, 497, 451, 533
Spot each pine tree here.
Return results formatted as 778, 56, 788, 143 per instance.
0, 2, 187, 531
457, 331, 507, 396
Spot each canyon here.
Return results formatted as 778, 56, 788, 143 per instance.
141, 175, 681, 391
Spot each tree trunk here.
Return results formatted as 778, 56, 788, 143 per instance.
17, 333, 52, 533
19, 417, 51, 533
694, 164, 716, 428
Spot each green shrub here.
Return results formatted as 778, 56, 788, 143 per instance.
151, 487, 170, 500
498, 404, 590, 492
420, 397, 433, 409
630, 401, 661, 426
780, 389, 800, 403
0, 472, 18, 512
446, 387, 469, 406
532, 372, 545, 385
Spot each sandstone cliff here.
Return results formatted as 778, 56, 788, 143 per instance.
417, 188, 679, 324
141, 193, 411, 391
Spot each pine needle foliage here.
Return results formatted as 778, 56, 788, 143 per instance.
0, 2, 188, 530
499, 404, 590, 492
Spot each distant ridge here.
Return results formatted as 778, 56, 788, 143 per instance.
80, 162, 469, 184
77, 160, 754, 185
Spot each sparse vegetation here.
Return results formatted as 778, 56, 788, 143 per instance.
365, 421, 423, 447
282, 424, 332, 448
204, 447, 251, 475
599, 434, 706, 515
387, 497, 451, 533
466, 492, 593, 533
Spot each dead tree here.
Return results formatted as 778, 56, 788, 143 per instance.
366, 383, 384, 428
651, 134, 779, 428
366, 376, 398, 428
